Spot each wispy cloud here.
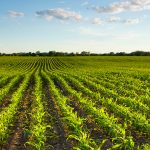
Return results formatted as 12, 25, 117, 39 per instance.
124, 18, 141, 25
91, 16, 141, 25
36, 8, 83, 22
91, 17, 120, 25
92, 18, 103, 25
91, 0, 150, 14
107, 16, 121, 23
8, 10, 24, 18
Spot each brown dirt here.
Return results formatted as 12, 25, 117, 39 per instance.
1, 76, 33, 150
42, 76, 71, 150
52, 76, 112, 149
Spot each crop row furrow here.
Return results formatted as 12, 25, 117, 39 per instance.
42, 71, 99, 150
50, 73, 135, 150
0, 74, 31, 145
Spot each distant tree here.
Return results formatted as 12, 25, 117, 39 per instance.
109, 52, 115, 56
81, 51, 90, 56
116, 52, 126, 56
68, 52, 75, 56
31, 52, 36, 56
1, 50, 150, 56
49, 51, 56, 56
36, 51, 40, 56
130, 51, 150, 56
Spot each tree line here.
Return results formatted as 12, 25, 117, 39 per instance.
0, 50, 150, 56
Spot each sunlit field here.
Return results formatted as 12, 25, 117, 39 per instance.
0, 56, 150, 150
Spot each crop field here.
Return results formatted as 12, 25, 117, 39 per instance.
0, 56, 150, 150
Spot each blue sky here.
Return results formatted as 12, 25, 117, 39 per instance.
0, 0, 150, 53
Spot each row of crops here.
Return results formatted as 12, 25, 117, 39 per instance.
0, 56, 150, 150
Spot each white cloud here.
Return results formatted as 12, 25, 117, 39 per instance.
91, 16, 141, 25
92, 0, 150, 14
107, 16, 121, 23
125, 18, 141, 25
36, 8, 82, 21
92, 18, 103, 25
8, 11, 24, 18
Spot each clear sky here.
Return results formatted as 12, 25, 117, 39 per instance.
0, 0, 150, 53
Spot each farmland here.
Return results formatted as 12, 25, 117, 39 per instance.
0, 56, 150, 150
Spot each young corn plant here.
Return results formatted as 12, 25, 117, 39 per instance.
51, 73, 135, 150
42, 70, 99, 150
26, 70, 50, 150
0, 74, 31, 144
